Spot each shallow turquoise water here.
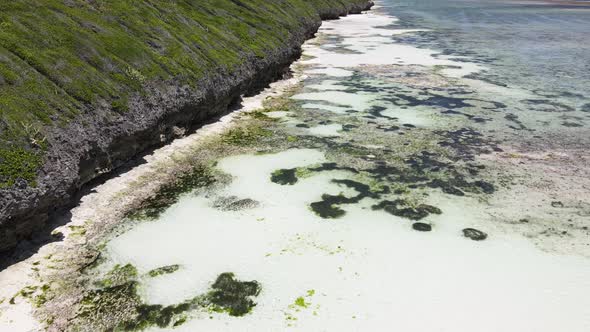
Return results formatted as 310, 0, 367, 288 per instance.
381, 0, 590, 100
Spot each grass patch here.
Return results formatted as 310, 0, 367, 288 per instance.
0, 147, 42, 188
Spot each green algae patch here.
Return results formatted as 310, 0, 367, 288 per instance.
271, 168, 298, 185
147, 265, 180, 278
95, 264, 138, 288
126, 166, 215, 221
283, 289, 318, 327
248, 110, 279, 122
294, 297, 309, 308
221, 125, 273, 146
9, 284, 52, 307
67, 225, 87, 237
77, 282, 141, 330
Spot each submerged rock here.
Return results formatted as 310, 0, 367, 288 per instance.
551, 201, 564, 208
213, 196, 260, 211
462, 228, 487, 241
412, 222, 432, 232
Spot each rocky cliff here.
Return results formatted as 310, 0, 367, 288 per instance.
0, 0, 373, 252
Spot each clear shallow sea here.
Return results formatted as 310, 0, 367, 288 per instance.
380, 0, 590, 99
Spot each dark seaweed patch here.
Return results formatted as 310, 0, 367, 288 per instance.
271, 168, 298, 185
122, 301, 195, 330
533, 89, 585, 99
381, 92, 474, 110
464, 73, 508, 87
376, 124, 400, 132
372, 199, 442, 221
342, 124, 358, 132
562, 121, 583, 128
368, 105, 397, 120
310, 196, 348, 218
427, 178, 494, 195
406, 151, 449, 173
77, 271, 261, 330
310, 179, 388, 219
441, 109, 491, 123
308, 162, 359, 174
436, 128, 501, 160
523, 99, 575, 113
505, 113, 529, 131
207, 272, 261, 316
462, 228, 487, 241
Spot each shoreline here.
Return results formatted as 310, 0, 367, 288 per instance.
0, 0, 375, 254
0, 27, 329, 330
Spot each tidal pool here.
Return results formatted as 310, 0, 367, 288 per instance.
100, 149, 590, 331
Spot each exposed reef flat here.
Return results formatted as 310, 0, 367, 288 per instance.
1, 1, 589, 331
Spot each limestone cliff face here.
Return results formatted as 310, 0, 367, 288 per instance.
0, 0, 373, 252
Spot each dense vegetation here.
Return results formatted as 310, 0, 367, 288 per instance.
0, 0, 369, 188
